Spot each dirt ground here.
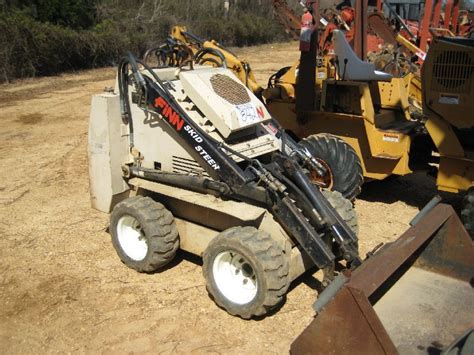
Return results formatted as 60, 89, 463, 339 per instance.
0, 42, 462, 354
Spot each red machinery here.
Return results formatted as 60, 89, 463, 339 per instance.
272, 0, 472, 59
376, 0, 471, 53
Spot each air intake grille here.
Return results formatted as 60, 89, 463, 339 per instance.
432, 50, 473, 93
210, 74, 250, 105
172, 156, 209, 177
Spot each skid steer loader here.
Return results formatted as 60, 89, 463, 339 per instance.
88, 53, 360, 319
88, 46, 474, 355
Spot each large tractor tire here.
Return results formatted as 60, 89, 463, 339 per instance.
110, 196, 179, 273
322, 189, 359, 236
202, 226, 290, 319
299, 134, 364, 202
461, 188, 474, 238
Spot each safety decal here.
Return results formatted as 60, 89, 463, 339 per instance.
383, 133, 400, 143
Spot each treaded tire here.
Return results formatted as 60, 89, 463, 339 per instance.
322, 189, 359, 235
110, 196, 179, 273
461, 188, 474, 238
299, 134, 363, 201
202, 226, 290, 319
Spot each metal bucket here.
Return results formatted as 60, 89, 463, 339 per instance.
291, 204, 474, 354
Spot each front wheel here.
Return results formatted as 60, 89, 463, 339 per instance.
202, 227, 290, 319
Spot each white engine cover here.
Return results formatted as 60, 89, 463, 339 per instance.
179, 68, 271, 138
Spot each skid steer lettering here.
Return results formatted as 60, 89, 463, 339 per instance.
195, 146, 220, 170
184, 125, 204, 143
154, 97, 185, 131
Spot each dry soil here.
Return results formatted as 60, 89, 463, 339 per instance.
0, 42, 462, 354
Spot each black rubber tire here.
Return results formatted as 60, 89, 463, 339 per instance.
110, 196, 179, 273
322, 189, 359, 236
202, 227, 290, 319
461, 188, 474, 238
460, 331, 474, 355
299, 133, 363, 201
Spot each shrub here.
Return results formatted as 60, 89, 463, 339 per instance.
0, 0, 293, 82
0, 11, 128, 81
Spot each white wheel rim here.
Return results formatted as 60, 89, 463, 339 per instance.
116, 215, 148, 261
212, 251, 258, 305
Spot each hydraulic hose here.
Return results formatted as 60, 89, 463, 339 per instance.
118, 57, 135, 147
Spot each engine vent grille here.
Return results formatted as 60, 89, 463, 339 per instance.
210, 74, 250, 105
172, 156, 209, 177
432, 50, 474, 94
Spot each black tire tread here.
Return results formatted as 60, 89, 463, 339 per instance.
321, 189, 359, 235
299, 133, 363, 201
202, 226, 290, 319
111, 196, 179, 273
461, 188, 474, 238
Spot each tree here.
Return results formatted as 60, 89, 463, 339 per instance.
1, 0, 97, 29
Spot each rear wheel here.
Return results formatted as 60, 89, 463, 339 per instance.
299, 134, 363, 201
461, 188, 474, 238
202, 227, 290, 319
110, 196, 179, 273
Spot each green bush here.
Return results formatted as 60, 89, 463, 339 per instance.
0, 11, 129, 81
0, 0, 293, 82
35, 0, 96, 29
